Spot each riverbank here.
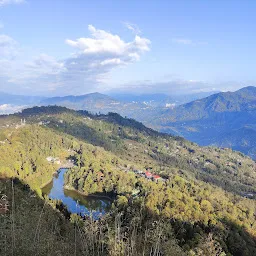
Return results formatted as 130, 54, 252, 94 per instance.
40, 176, 54, 190
64, 185, 115, 201
40, 167, 71, 190
42, 168, 113, 219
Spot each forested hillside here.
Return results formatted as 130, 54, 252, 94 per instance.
148, 86, 256, 159
1, 106, 256, 255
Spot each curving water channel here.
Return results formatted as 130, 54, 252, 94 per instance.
41, 168, 112, 219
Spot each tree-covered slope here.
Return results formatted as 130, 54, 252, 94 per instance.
147, 86, 256, 159
158, 86, 256, 122
0, 178, 79, 256
215, 127, 256, 157
40, 92, 118, 110
20, 106, 256, 196
1, 106, 256, 255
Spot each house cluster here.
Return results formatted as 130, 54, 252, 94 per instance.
119, 165, 167, 183
133, 169, 166, 182
46, 156, 61, 165
38, 120, 51, 126
15, 119, 26, 129
83, 117, 92, 120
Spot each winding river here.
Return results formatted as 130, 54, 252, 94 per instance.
41, 168, 112, 219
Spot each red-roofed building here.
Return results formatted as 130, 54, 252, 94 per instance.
152, 175, 161, 181
144, 171, 152, 179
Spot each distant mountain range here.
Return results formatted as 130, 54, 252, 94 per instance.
0, 90, 217, 120
149, 86, 256, 159
0, 92, 45, 114
40, 92, 161, 122
107, 91, 217, 107
41, 92, 118, 111
1, 87, 256, 158
0, 91, 45, 106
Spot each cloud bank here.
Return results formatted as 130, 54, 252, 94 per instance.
0, 34, 18, 59
0, 25, 151, 95
108, 79, 247, 95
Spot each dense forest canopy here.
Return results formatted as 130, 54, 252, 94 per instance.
0, 106, 256, 255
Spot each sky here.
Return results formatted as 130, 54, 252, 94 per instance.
1, 0, 256, 96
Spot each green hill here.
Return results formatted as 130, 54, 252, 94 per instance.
1, 106, 256, 255
148, 86, 256, 159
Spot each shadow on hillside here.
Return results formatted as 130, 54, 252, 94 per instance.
49, 118, 256, 200
51, 120, 121, 153
1, 177, 256, 255
0, 177, 81, 256
143, 208, 256, 256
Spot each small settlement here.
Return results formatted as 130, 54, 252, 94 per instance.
135, 170, 164, 182
116, 168, 167, 198
121, 167, 167, 183
46, 156, 61, 165
46, 155, 75, 168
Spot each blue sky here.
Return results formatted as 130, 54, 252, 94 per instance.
0, 0, 256, 95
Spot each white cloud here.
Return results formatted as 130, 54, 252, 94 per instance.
133, 35, 151, 51
63, 25, 150, 85
66, 25, 150, 55
0, 34, 16, 46
25, 54, 65, 75
0, 34, 22, 83
0, 103, 9, 110
0, 34, 18, 59
100, 58, 123, 66
0, 104, 24, 114
123, 22, 141, 34
172, 38, 207, 46
0, 0, 25, 6
1, 25, 151, 95
52, 24, 150, 92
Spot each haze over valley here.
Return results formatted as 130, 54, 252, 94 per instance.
1, 86, 256, 159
